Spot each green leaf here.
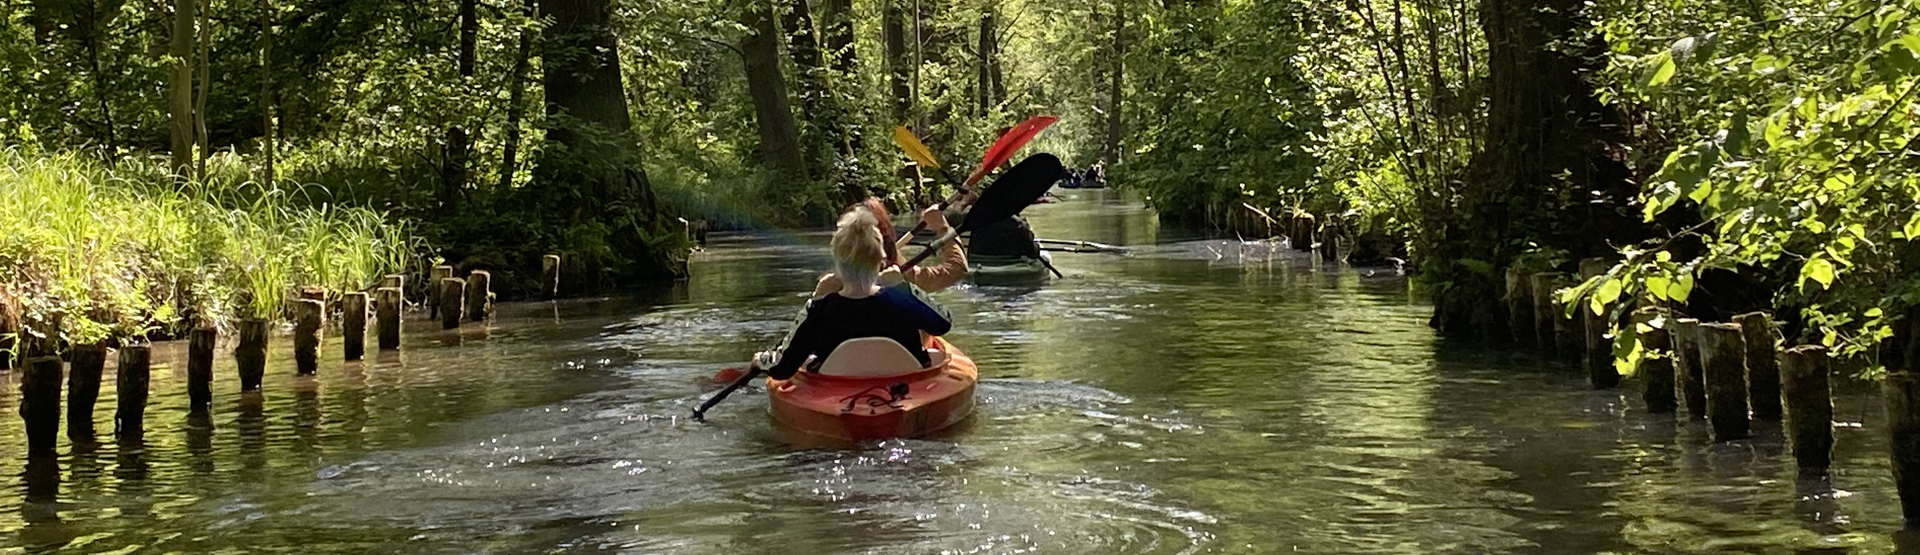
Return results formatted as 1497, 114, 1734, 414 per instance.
1904, 212, 1920, 240
1645, 54, 1678, 87
1802, 257, 1837, 291
1670, 272, 1695, 302
1645, 275, 1672, 301
1594, 278, 1624, 307
1752, 54, 1785, 75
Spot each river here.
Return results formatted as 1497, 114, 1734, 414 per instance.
0, 189, 1907, 554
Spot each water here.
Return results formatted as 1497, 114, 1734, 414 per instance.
0, 190, 1907, 554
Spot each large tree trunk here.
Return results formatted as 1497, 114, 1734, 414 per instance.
499, 0, 534, 190
884, 0, 911, 124
1103, 0, 1126, 166
822, 0, 855, 74
443, 0, 478, 209
781, 0, 859, 203
259, 0, 274, 187
195, 0, 210, 177
740, 1, 812, 204
1430, 0, 1636, 338
169, 0, 195, 177
538, 0, 680, 280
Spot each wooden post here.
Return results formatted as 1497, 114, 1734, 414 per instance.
376, 286, 402, 350
188, 327, 216, 412
115, 344, 151, 439
1506, 267, 1534, 346
1580, 258, 1618, 388
1635, 308, 1677, 413
1698, 322, 1751, 441
1734, 312, 1783, 421
1291, 213, 1315, 252
1673, 317, 1707, 419
441, 278, 466, 329
67, 343, 107, 442
542, 255, 561, 299
1317, 218, 1340, 263
342, 292, 368, 360
428, 265, 453, 319
466, 270, 492, 322
1530, 272, 1561, 350
1781, 345, 1832, 472
235, 319, 269, 391
1888, 370, 1920, 526
20, 355, 62, 455
293, 298, 324, 375
380, 274, 405, 290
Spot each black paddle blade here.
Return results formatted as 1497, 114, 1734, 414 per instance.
957, 153, 1063, 233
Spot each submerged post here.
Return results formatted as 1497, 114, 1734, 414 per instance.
440, 277, 466, 330
1635, 308, 1677, 413
1698, 322, 1751, 441
1734, 312, 1783, 421
342, 291, 368, 360
115, 344, 151, 439
188, 326, 216, 412
1530, 272, 1562, 351
1781, 345, 1833, 472
1317, 218, 1341, 263
293, 298, 324, 375
542, 255, 561, 299
466, 270, 493, 322
428, 265, 453, 319
1672, 318, 1708, 419
1580, 258, 1618, 388
1506, 267, 1535, 346
1552, 274, 1582, 362
21, 355, 62, 455
376, 286, 402, 350
1291, 212, 1315, 252
67, 343, 107, 442
236, 319, 269, 391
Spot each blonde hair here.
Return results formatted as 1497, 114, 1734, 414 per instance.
832, 206, 886, 293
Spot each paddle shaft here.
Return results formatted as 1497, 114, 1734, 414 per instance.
692, 367, 763, 420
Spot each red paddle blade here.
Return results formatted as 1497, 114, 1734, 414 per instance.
968, 115, 1058, 185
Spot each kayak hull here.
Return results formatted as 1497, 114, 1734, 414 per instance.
968, 252, 1051, 285
767, 337, 978, 442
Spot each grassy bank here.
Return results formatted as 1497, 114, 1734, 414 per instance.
0, 150, 415, 358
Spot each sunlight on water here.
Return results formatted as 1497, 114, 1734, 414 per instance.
0, 189, 1908, 554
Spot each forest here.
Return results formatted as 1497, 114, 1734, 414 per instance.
1, 0, 1918, 377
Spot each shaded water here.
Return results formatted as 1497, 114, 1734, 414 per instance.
0, 189, 1908, 554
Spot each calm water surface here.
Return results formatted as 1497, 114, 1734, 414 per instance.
0, 190, 1908, 554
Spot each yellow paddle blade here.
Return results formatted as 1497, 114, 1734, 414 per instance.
891, 125, 941, 170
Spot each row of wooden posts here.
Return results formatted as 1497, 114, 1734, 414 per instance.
1282, 211, 1347, 264
15, 255, 563, 456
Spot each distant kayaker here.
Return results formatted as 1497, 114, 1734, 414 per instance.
756, 205, 953, 380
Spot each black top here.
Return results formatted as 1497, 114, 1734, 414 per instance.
764, 286, 952, 380
968, 216, 1040, 258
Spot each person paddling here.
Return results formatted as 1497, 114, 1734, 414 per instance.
755, 205, 953, 380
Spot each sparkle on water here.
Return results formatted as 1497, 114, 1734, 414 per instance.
0, 189, 1909, 554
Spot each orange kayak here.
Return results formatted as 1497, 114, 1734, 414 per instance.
766, 337, 978, 442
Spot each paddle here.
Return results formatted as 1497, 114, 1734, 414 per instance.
894, 116, 1059, 240
692, 153, 1063, 422
901, 153, 1064, 271
1036, 238, 1129, 254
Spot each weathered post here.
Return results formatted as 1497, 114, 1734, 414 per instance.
1506, 267, 1535, 346
1530, 272, 1562, 350
1291, 212, 1315, 252
466, 270, 493, 322
67, 343, 107, 442
20, 355, 62, 455
1318, 218, 1341, 263
1734, 312, 1783, 421
380, 274, 405, 290
1551, 274, 1582, 361
115, 344, 151, 439
188, 327, 216, 412
1580, 258, 1619, 388
1781, 345, 1833, 472
235, 319, 269, 391
1635, 308, 1677, 413
440, 277, 467, 330
542, 255, 561, 299
293, 298, 324, 375
1673, 318, 1708, 419
342, 291, 368, 360
1697, 322, 1751, 441
428, 265, 453, 319
1890, 367, 1920, 527
376, 286, 402, 350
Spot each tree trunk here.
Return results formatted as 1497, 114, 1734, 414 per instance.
443, 0, 478, 209
259, 0, 275, 187
169, 0, 195, 177
782, 0, 858, 202
884, 0, 911, 123
822, 0, 856, 74
741, 1, 811, 193
1104, 0, 1126, 166
499, 0, 535, 190
195, 0, 210, 177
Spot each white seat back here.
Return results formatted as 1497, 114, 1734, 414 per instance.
819, 338, 927, 377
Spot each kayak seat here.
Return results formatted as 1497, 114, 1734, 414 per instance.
819, 338, 937, 378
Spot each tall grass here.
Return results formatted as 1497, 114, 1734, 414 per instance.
0, 149, 416, 350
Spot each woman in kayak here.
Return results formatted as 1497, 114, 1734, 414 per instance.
810, 198, 966, 295
759, 205, 953, 380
